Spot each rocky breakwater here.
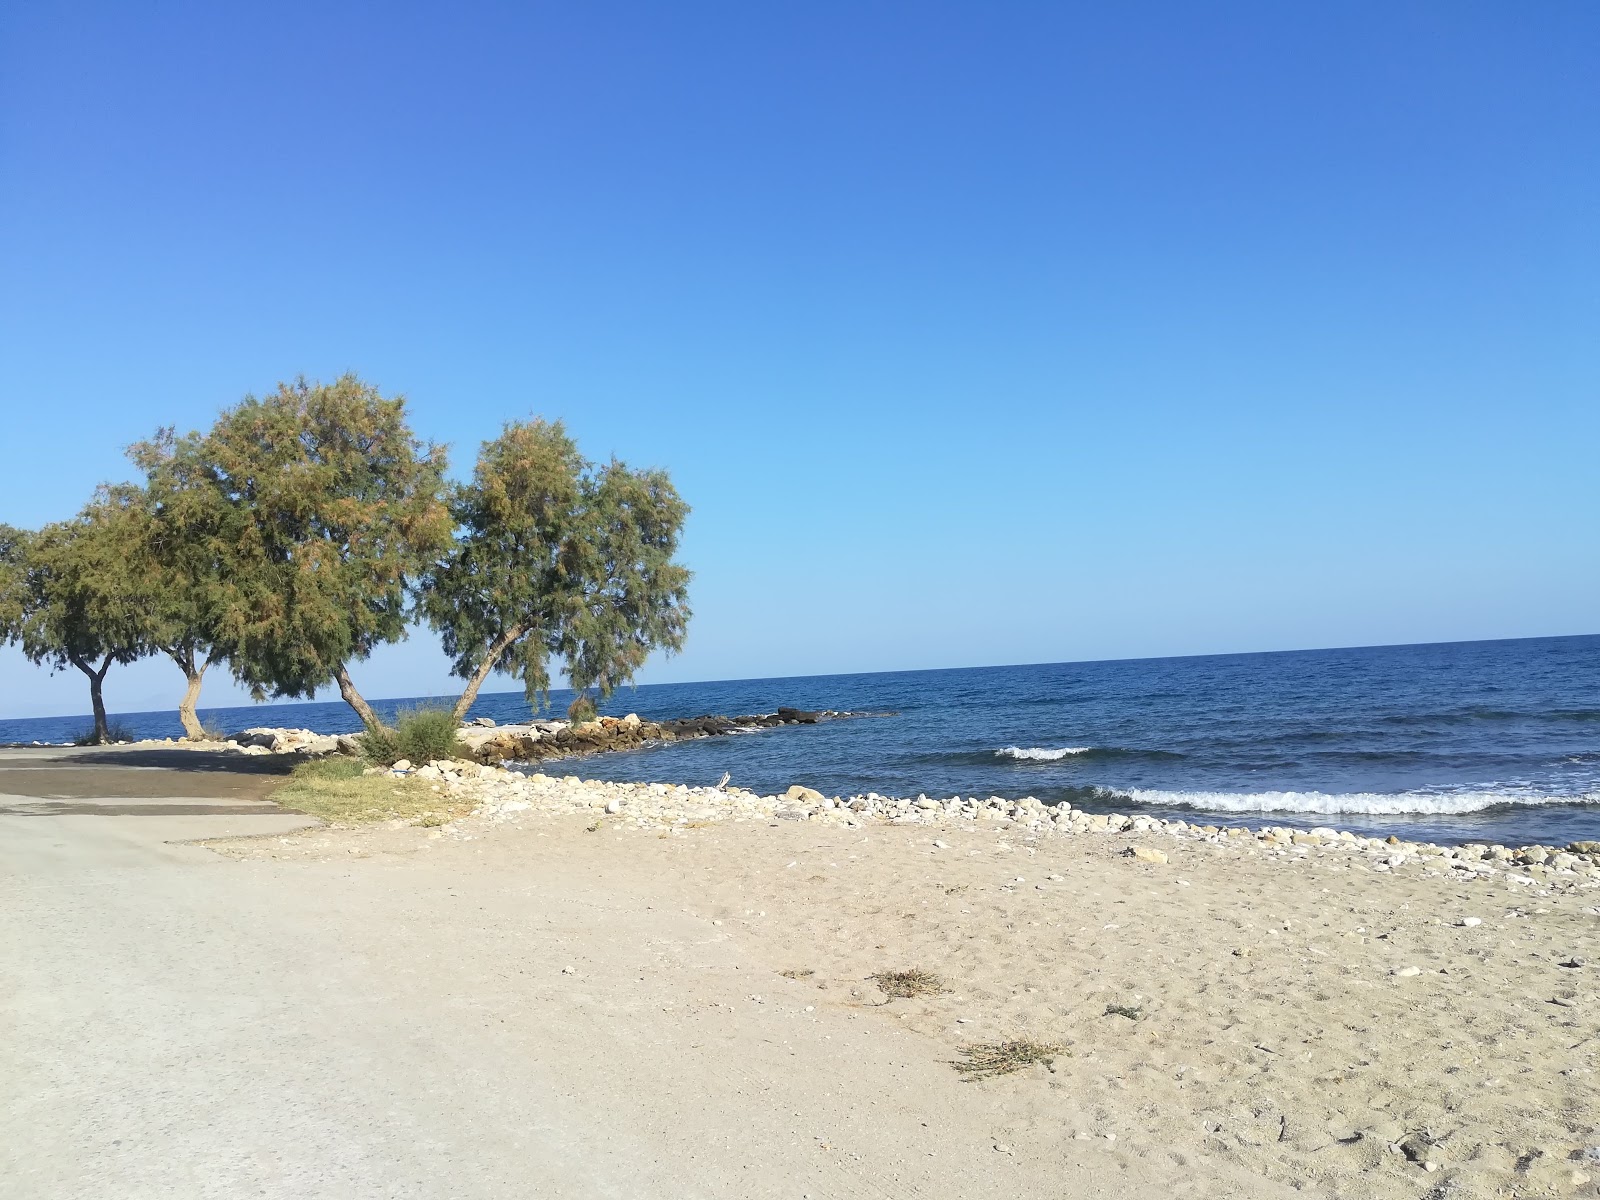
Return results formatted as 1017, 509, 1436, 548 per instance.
230, 727, 361, 756
460, 707, 857, 766
112, 727, 360, 756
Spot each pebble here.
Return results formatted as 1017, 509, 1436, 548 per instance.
1459, 917, 1483, 927
994, 1144, 1012, 1155
1392, 966, 1423, 978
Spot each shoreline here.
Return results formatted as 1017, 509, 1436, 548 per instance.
20, 717, 1600, 863
407, 757, 1600, 889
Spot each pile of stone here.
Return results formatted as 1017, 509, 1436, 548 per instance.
384, 758, 1600, 891
459, 708, 857, 765
227, 728, 357, 756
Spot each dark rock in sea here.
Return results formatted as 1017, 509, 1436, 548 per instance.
468, 707, 872, 766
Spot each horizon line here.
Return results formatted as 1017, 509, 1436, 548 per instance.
2, 629, 1595, 726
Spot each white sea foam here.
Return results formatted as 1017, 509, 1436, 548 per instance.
1120, 788, 1597, 816
996, 746, 1092, 761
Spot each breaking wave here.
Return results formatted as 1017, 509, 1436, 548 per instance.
993, 745, 1184, 763
1115, 787, 1600, 816
996, 746, 1092, 761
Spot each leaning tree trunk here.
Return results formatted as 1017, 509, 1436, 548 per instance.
334, 663, 385, 731
169, 648, 209, 740
71, 653, 114, 743
451, 625, 525, 722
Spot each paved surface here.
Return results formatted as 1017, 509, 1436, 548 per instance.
0, 749, 1193, 1200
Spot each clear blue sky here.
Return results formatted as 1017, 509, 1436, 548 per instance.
1, 1, 1595, 718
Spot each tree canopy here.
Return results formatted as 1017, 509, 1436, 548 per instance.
421, 419, 691, 720
0, 524, 29, 645
6, 497, 150, 742
134, 375, 451, 729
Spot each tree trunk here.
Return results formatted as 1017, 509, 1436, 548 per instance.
451, 625, 525, 722
334, 663, 385, 731
169, 649, 209, 740
72, 654, 114, 743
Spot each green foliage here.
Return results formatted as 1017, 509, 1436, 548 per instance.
360, 706, 462, 766
133, 375, 451, 718
291, 756, 367, 784
4, 498, 157, 741
273, 756, 468, 827
11, 500, 149, 675
567, 693, 598, 723
0, 524, 29, 645
421, 419, 691, 718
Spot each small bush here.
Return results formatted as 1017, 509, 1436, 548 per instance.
198, 719, 229, 742
361, 706, 462, 767
71, 721, 136, 746
870, 968, 948, 999
1104, 1003, 1143, 1020
952, 1038, 1066, 1080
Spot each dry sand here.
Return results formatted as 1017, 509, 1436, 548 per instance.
216, 788, 1600, 1199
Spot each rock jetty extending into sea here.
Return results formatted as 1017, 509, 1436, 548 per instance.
459, 708, 862, 765
115, 707, 867, 761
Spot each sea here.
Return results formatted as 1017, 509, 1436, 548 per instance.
4, 634, 1598, 847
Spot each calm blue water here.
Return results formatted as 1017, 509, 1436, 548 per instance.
4, 635, 1598, 846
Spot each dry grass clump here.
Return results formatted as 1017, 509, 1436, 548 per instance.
870, 967, 948, 999
271, 757, 472, 827
952, 1038, 1066, 1080
1104, 1003, 1144, 1020
779, 968, 815, 980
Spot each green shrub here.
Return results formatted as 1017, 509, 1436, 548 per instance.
361, 706, 462, 767
567, 693, 598, 723
71, 721, 136, 746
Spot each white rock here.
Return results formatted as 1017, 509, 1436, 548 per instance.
1459, 917, 1483, 927
1391, 966, 1423, 978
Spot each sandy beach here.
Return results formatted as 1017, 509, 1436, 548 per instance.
188, 760, 1600, 1199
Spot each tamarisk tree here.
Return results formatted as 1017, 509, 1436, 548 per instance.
137, 376, 451, 729
104, 472, 226, 740
0, 524, 27, 646
4, 500, 148, 743
421, 419, 691, 721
